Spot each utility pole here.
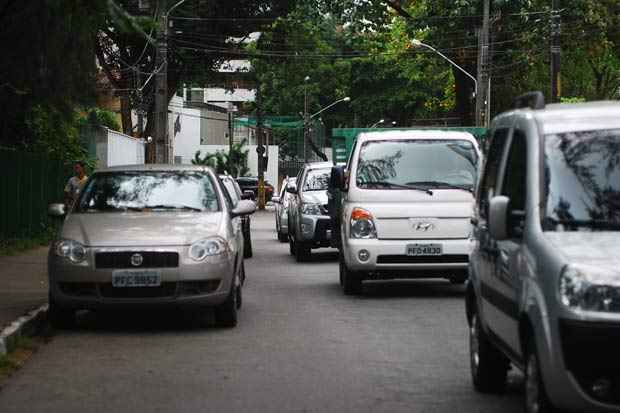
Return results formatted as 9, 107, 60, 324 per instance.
475, 0, 490, 127
154, 0, 168, 163
550, 0, 561, 102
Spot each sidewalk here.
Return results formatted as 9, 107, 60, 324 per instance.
0, 247, 48, 330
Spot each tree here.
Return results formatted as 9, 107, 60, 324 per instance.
95, 0, 296, 139
192, 139, 250, 177
0, 0, 104, 162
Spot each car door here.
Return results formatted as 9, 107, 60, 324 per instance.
475, 126, 511, 341
481, 127, 528, 357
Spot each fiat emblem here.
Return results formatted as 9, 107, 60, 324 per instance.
130, 253, 144, 267
414, 222, 435, 232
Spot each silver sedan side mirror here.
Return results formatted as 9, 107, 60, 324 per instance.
231, 200, 256, 217
48, 203, 66, 217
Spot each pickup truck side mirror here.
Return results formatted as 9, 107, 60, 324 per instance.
286, 183, 298, 195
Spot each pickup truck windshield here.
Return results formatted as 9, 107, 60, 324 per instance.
356, 139, 478, 191
303, 168, 331, 191
543, 129, 620, 231
76, 172, 220, 213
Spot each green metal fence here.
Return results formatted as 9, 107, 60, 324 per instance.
0, 150, 70, 239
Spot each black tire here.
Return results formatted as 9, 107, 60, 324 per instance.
524, 336, 555, 413
243, 232, 253, 258
340, 256, 363, 295
214, 283, 238, 328
294, 241, 311, 262
450, 270, 469, 284
469, 310, 509, 393
48, 294, 76, 329
289, 235, 295, 256
278, 231, 288, 243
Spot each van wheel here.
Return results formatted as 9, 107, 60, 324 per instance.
48, 294, 76, 329
278, 231, 288, 243
469, 310, 509, 393
295, 241, 311, 262
525, 336, 555, 413
340, 256, 362, 295
214, 283, 238, 328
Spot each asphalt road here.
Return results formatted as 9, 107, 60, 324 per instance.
0, 211, 522, 412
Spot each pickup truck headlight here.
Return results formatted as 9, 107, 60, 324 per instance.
350, 208, 377, 239
189, 237, 228, 261
301, 203, 322, 216
559, 264, 620, 313
54, 239, 87, 264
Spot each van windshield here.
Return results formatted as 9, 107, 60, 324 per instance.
543, 129, 620, 231
355, 139, 479, 191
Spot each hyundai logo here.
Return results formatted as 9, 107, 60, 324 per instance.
413, 222, 435, 232
130, 253, 144, 267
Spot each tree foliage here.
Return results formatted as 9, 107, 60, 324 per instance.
0, 0, 103, 162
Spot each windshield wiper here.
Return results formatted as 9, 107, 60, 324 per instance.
360, 181, 433, 195
146, 204, 203, 212
407, 181, 474, 193
543, 217, 620, 231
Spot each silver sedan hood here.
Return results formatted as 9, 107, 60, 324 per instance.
545, 232, 620, 271
301, 191, 328, 205
61, 212, 223, 247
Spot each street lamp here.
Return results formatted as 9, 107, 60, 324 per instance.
370, 119, 385, 128
303, 96, 351, 162
410, 39, 477, 97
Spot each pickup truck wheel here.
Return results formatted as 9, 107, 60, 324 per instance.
470, 311, 509, 393
340, 258, 362, 295
295, 241, 311, 262
214, 283, 238, 328
525, 336, 555, 413
48, 294, 76, 329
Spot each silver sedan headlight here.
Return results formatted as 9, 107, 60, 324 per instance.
189, 237, 228, 261
301, 203, 322, 216
559, 264, 620, 313
54, 239, 87, 264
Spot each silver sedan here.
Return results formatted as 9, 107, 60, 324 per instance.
272, 177, 297, 242
47, 164, 255, 328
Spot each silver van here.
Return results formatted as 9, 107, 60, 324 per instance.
333, 130, 481, 294
467, 94, 620, 412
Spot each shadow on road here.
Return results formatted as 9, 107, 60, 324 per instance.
323, 279, 467, 299
61, 309, 232, 334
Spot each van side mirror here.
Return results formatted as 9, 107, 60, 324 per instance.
48, 203, 66, 217
488, 196, 509, 240
330, 165, 347, 191
271, 196, 280, 204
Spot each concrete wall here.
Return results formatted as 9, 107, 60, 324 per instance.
96, 128, 145, 168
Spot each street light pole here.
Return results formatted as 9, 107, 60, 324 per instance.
303, 76, 310, 163
370, 119, 385, 128
411, 39, 478, 97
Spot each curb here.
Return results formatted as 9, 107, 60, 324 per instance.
0, 304, 48, 356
